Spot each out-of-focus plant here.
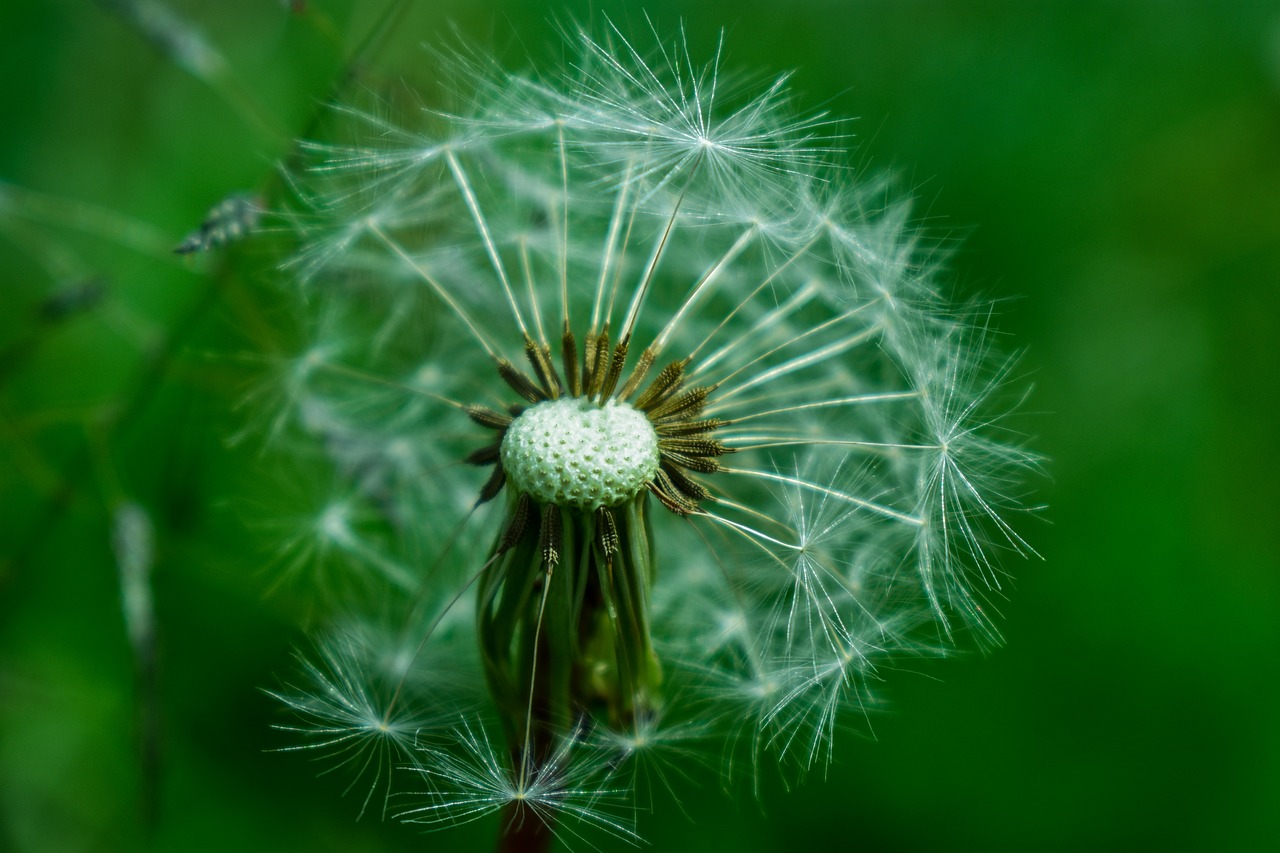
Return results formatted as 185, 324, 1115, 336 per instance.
0, 1, 399, 843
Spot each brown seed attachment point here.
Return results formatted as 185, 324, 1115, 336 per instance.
539, 503, 562, 566
465, 327, 728, 517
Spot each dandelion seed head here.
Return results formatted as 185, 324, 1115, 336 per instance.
502, 397, 660, 509
259, 19, 1039, 842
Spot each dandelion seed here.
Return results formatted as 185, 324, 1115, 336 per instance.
260, 21, 1037, 849
400, 718, 640, 847
270, 628, 449, 820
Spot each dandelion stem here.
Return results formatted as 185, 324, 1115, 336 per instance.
591, 161, 634, 332
721, 390, 921, 423
620, 154, 703, 343
720, 466, 925, 526
446, 149, 530, 339
652, 225, 755, 353
367, 222, 499, 358
685, 236, 820, 366
496, 807, 555, 853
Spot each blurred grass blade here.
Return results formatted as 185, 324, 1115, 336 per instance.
112, 501, 161, 832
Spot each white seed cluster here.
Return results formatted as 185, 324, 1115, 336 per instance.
501, 398, 660, 510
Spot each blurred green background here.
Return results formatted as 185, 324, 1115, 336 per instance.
2, 1, 1277, 851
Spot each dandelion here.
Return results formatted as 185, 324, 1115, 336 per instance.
260, 21, 1037, 851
